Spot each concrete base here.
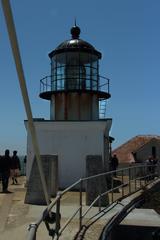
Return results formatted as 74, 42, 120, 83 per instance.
24, 155, 58, 205
86, 155, 108, 207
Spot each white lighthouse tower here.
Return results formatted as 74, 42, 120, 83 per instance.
25, 24, 112, 189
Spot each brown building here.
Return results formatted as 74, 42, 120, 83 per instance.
112, 135, 160, 164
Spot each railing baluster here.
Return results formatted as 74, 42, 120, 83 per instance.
79, 179, 83, 230
55, 195, 61, 237
135, 167, 137, 191
121, 169, 124, 197
111, 173, 114, 203
145, 164, 147, 185
129, 167, 131, 194
98, 176, 102, 212
140, 166, 142, 188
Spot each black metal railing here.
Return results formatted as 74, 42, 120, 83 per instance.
40, 75, 110, 96
27, 164, 160, 240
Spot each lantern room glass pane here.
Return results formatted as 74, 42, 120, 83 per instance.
65, 65, 79, 89
51, 56, 57, 91
57, 66, 64, 90
50, 51, 99, 91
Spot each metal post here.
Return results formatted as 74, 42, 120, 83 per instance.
79, 179, 83, 230
121, 169, 124, 197
157, 161, 160, 177
98, 194, 102, 212
135, 167, 137, 191
140, 166, 142, 188
98, 177, 102, 212
55, 195, 61, 237
28, 224, 37, 240
111, 173, 114, 203
129, 168, 131, 194
145, 164, 147, 185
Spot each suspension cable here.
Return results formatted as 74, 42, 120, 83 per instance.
1, 0, 50, 205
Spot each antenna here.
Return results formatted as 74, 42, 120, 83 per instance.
74, 17, 77, 26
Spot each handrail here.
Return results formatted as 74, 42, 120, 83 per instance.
100, 191, 144, 240
81, 165, 142, 181
39, 74, 110, 94
59, 179, 81, 196
27, 164, 160, 240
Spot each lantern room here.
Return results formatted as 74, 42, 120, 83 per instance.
39, 24, 110, 121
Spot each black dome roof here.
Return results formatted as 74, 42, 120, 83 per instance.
49, 25, 101, 59
56, 38, 95, 51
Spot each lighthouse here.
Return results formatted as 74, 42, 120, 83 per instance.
25, 24, 112, 189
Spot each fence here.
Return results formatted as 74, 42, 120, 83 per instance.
27, 164, 160, 240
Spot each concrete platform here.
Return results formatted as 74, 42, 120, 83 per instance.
0, 177, 46, 240
0, 176, 160, 240
0, 176, 125, 240
121, 208, 160, 227
0, 176, 111, 240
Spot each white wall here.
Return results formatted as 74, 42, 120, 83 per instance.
25, 120, 112, 188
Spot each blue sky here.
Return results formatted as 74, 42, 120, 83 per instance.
0, 0, 160, 155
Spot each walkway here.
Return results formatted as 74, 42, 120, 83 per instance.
0, 177, 43, 240
0, 175, 159, 240
0, 176, 129, 240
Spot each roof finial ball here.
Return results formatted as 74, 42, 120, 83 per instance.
70, 21, 81, 39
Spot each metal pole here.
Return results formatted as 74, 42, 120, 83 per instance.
28, 224, 37, 240
134, 167, 137, 191
55, 195, 61, 237
129, 168, 131, 194
79, 179, 83, 230
145, 164, 147, 185
98, 177, 102, 212
1, 0, 50, 205
140, 166, 142, 188
121, 169, 124, 197
111, 173, 114, 203
157, 161, 160, 177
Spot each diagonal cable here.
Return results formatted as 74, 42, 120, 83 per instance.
1, 0, 50, 205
